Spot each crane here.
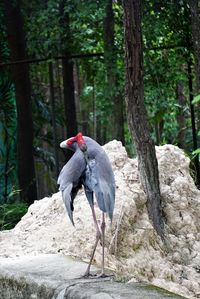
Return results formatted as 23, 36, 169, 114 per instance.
57, 132, 115, 277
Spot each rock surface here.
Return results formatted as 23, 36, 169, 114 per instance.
0, 254, 186, 299
0, 141, 200, 298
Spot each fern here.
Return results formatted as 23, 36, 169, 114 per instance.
0, 201, 28, 230
0, 76, 17, 203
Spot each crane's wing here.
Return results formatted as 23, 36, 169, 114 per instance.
83, 159, 96, 208
61, 178, 82, 225
83, 153, 115, 221
62, 183, 74, 225
57, 150, 86, 225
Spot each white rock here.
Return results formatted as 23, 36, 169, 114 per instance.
0, 142, 199, 298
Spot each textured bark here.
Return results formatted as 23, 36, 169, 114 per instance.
189, 0, 200, 92
59, 1, 77, 139
189, 0, 200, 132
73, 62, 81, 131
103, 0, 125, 144
4, 0, 37, 205
61, 57, 77, 137
48, 62, 59, 177
187, 57, 200, 186
176, 80, 187, 148
122, 0, 164, 237
154, 114, 164, 145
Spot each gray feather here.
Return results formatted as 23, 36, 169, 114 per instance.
82, 138, 115, 221
57, 149, 86, 225
62, 184, 74, 225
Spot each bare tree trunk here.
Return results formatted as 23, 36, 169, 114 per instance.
187, 56, 200, 186
103, 0, 125, 144
189, 0, 200, 92
155, 118, 164, 145
189, 0, 200, 188
73, 62, 81, 131
59, 1, 77, 138
122, 0, 164, 238
48, 62, 59, 177
92, 77, 97, 140
176, 80, 186, 148
4, 0, 37, 205
59, 0, 77, 162
61, 56, 77, 137
55, 59, 65, 141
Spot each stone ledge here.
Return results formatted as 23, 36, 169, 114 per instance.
0, 254, 187, 299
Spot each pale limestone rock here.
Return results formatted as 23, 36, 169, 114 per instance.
0, 141, 199, 299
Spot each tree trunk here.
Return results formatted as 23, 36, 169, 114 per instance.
189, 0, 200, 132
103, 0, 125, 144
187, 56, 200, 186
189, 0, 200, 92
62, 56, 77, 137
73, 61, 81, 131
189, 0, 200, 187
48, 62, 59, 177
176, 80, 186, 148
3, 0, 37, 205
122, 0, 164, 238
59, 0, 77, 140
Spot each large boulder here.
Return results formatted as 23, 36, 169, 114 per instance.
0, 141, 199, 298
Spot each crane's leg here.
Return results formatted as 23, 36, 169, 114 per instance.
83, 204, 101, 277
100, 212, 106, 277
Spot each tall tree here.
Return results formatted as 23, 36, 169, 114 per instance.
122, 0, 164, 237
189, 1, 200, 185
3, 0, 37, 205
59, 0, 78, 141
103, 0, 124, 144
176, 80, 186, 148
189, 0, 200, 94
0, 8, 17, 203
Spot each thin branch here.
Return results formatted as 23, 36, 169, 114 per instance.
0, 52, 104, 67
0, 42, 192, 67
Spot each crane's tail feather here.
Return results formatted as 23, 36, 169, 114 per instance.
62, 184, 74, 226
94, 181, 115, 222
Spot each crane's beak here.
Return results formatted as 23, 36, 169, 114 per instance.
60, 140, 67, 148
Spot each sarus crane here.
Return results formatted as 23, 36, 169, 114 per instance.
57, 132, 115, 277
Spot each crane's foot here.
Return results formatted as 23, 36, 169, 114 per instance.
96, 273, 109, 278
97, 271, 114, 279
81, 267, 98, 278
81, 271, 96, 278
82, 270, 113, 279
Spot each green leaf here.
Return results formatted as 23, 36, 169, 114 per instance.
192, 94, 200, 105
192, 148, 200, 158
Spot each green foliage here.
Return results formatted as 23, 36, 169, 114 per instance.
0, 76, 17, 203
192, 94, 200, 105
25, 1, 61, 57
1, 0, 200, 210
0, 201, 28, 230
0, 6, 18, 203
142, 1, 194, 148
192, 148, 200, 159
22, 0, 200, 154
35, 147, 56, 171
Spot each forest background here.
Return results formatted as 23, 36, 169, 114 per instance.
0, 0, 200, 230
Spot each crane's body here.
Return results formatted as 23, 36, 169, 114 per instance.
57, 133, 115, 277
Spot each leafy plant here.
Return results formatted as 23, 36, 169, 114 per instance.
192, 148, 200, 159
0, 201, 28, 230
192, 94, 200, 105
0, 76, 17, 204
